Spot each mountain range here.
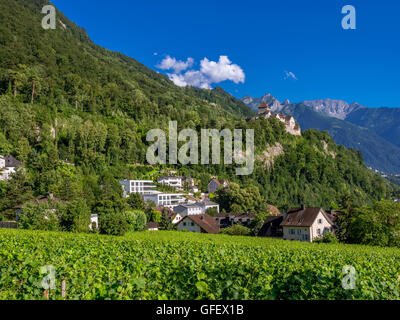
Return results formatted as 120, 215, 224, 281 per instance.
241, 94, 400, 174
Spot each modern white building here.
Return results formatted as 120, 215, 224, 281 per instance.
157, 176, 184, 189
120, 180, 157, 197
174, 200, 220, 216
142, 193, 186, 209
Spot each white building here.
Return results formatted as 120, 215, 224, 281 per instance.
280, 207, 335, 242
198, 200, 220, 214
142, 193, 186, 209
173, 199, 220, 216
0, 155, 22, 181
173, 204, 204, 216
157, 176, 184, 189
120, 180, 157, 197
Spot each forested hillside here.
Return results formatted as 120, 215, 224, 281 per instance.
346, 107, 400, 149
0, 0, 398, 219
278, 103, 400, 174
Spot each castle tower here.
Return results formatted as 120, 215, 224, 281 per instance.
258, 103, 271, 115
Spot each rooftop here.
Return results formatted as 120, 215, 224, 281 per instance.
180, 214, 220, 234
280, 207, 333, 227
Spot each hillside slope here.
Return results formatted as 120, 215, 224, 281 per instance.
0, 0, 253, 121
0, 0, 397, 216
281, 103, 400, 174
242, 94, 400, 174
346, 107, 400, 148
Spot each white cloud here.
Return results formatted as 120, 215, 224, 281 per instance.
284, 70, 298, 81
200, 56, 245, 84
157, 55, 194, 73
158, 55, 245, 89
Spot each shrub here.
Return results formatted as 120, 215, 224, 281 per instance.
19, 201, 64, 231
99, 211, 130, 236
314, 232, 339, 244
205, 207, 218, 216
221, 224, 251, 236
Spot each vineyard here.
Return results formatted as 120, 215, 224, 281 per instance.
1, 229, 400, 300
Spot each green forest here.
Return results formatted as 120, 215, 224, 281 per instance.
0, 0, 398, 225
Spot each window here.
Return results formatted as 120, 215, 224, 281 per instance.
289, 229, 295, 235
183, 222, 186, 226
297, 229, 302, 235
318, 219, 323, 224
191, 222, 194, 227
317, 229, 321, 235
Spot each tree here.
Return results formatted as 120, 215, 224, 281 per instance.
159, 209, 175, 231
124, 210, 147, 232
99, 211, 129, 236
7, 65, 27, 98
344, 200, 400, 247
19, 201, 64, 231
127, 193, 146, 210
249, 212, 271, 236
150, 210, 161, 223
205, 207, 218, 216
61, 199, 91, 233
0, 170, 33, 219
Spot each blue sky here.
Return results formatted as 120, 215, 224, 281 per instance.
52, 0, 400, 108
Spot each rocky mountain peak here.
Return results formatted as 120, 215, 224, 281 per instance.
302, 99, 365, 120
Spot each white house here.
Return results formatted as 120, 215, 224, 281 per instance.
0, 155, 22, 181
157, 176, 184, 189
280, 207, 335, 242
142, 193, 186, 209
120, 180, 157, 197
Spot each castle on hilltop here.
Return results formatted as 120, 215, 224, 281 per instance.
254, 103, 301, 136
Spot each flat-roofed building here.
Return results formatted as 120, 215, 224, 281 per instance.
120, 180, 157, 197
142, 193, 186, 209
